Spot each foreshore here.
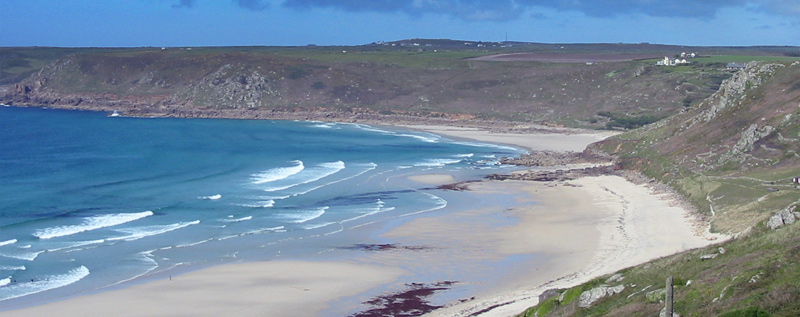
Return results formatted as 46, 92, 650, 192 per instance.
1, 119, 727, 317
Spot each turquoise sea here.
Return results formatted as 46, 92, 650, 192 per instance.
0, 106, 524, 309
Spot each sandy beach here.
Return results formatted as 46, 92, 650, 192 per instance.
403, 124, 617, 152
1, 126, 726, 317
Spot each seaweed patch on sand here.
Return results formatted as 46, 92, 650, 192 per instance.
349, 281, 457, 317
340, 244, 432, 252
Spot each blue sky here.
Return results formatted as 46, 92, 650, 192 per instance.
0, 0, 797, 47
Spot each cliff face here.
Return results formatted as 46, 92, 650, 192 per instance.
597, 61, 800, 232
1, 49, 725, 127
614, 62, 800, 172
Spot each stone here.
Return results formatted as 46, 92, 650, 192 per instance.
539, 288, 564, 302
700, 253, 718, 260
578, 284, 625, 308
768, 206, 797, 230
605, 273, 625, 284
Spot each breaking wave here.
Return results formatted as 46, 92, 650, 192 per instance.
277, 207, 328, 224
250, 160, 305, 184
259, 161, 345, 192
0, 265, 90, 301
0, 239, 17, 247
33, 211, 154, 240
107, 220, 200, 242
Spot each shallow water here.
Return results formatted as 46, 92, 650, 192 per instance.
0, 106, 524, 309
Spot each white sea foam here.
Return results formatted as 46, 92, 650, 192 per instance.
278, 207, 328, 224
450, 141, 521, 152
199, 194, 222, 200
107, 220, 200, 242
0, 265, 90, 301
255, 194, 291, 200
46, 239, 106, 252
414, 158, 462, 167
234, 200, 275, 208
0, 277, 10, 287
455, 153, 475, 158
351, 123, 440, 143
0, 250, 44, 262
402, 193, 448, 217
251, 160, 304, 184
396, 133, 440, 143
341, 200, 396, 224
104, 251, 159, 288
239, 226, 285, 236
0, 265, 26, 271
260, 161, 345, 192
33, 211, 154, 240
174, 238, 213, 248
221, 216, 253, 223
310, 122, 340, 129
0, 239, 17, 247
351, 124, 392, 134
300, 222, 336, 230
288, 162, 376, 197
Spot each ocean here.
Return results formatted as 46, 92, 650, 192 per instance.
0, 106, 524, 309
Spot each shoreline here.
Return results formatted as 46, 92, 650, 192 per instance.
0, 108, 725, 316
432, 176, 727, 316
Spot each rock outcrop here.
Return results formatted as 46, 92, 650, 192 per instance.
578, 284, 625, 308
767, 206, 798, 230
697, 62, 784, 124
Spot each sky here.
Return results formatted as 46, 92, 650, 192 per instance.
0, 0, 798, 47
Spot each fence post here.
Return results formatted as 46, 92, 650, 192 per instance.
666, 276, 674, 317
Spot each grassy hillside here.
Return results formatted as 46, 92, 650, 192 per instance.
521, 62, 800, 316
5, 43, 796, 128
599, 62, 800, 233
522, 223, 800, 316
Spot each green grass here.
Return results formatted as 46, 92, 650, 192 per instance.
266, 47, 496, 68
522, 222, 800, 316
695, 55, 800, 64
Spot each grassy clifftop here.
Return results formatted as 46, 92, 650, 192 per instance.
0, 44, 760, 127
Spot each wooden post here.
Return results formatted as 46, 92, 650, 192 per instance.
666, 276, 674, 317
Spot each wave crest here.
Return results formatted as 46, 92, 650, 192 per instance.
33, 211, 154, 240
251, 160, 304, 184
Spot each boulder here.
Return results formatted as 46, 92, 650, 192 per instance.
578, 284, 625, 308
700, 253, 718, 261
539, 288, 564, 302
768, 206, 797, 230
605, 273, 625, 284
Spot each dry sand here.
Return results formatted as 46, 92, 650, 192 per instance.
403, 125, 618, 152
2, 125, 726, 317
2, 261, 406, 317
408, 173, 456, 185
432, 176, 726, 316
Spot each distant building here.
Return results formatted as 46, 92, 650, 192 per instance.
656, 56, 690, 66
